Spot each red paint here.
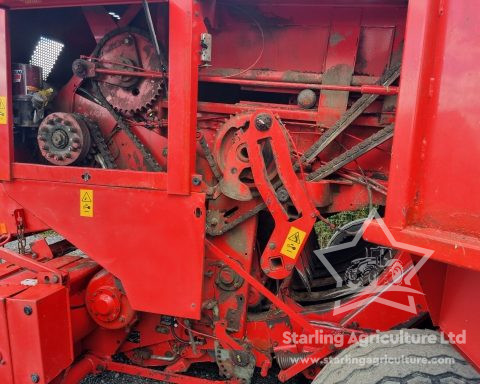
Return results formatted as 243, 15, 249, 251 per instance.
0, 0, 477, 383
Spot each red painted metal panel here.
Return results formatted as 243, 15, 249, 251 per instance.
362, 0, 480, 370
437, 265, 480, 366
0, 0, 167, 10
0, 9, 12, 181
12, 163, 168, 190
367, 0, 480, 266
7, 285, 72, 384
4, 179, 206, 318
167, 0, 201, 195
82, 6, 118, 43
0, 286, 25, 384
316, 7, 362, 126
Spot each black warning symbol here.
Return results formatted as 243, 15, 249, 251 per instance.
288, 231, 301, 244
81, 191, 92, 203
281, 226, 307, 259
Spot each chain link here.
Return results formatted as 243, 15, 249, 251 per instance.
16, 218, 26, 255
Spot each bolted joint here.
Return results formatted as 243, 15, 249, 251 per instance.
72, 59, 94, 79
276, 187, 289, 203
31, 373, 40, 383
192, 176, 202, 186
255, 113, 273, 131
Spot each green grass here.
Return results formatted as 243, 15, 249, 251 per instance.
315, 207, 370, 248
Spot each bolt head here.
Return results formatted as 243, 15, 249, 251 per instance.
276, 187, 289, 203
51, 129, 69, 149
255, 113, 273, 131
31, 373, 40, 383
24, 306, 33, 316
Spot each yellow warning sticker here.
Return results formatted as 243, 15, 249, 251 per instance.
0, 96, 7, 125
80, 189, 94, 217
280, 226, 307, 259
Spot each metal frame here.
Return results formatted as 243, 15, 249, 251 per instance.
2, 0, 478, 382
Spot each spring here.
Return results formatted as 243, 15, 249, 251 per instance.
275, 352, 311, 370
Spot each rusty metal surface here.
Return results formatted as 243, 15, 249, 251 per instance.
93, 28, 164, 114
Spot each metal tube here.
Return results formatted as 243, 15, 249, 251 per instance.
94, 66, 398, 95
142, 0, 161, 58
60, 355, 99, 384
199, 76, 399, 95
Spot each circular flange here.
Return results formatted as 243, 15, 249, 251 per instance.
86, 270, 136, 329
37, 113, 91, 165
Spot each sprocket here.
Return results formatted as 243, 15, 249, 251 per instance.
214, 113, 278, 201
92, 27, 165, 114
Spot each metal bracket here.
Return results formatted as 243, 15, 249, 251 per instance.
0, 246, 65, 284
242, 111, 317, 279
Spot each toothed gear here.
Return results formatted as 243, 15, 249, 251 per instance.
92, 27, 165, 114
37, 112, 92, 165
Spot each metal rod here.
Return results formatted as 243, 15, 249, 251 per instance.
206, 240, 315, 333
94, 68, 398, 95
142, 0, 161, 58
105, 360, 240, 384
200, 76, 399, 95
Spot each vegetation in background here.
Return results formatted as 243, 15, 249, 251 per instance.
315, 207, 371, 248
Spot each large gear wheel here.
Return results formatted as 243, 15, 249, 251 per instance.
92, 27, 165, 114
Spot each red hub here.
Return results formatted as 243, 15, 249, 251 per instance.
86, 270, 136, 329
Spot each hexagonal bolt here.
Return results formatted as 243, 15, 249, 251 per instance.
276, 187, 290, 203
